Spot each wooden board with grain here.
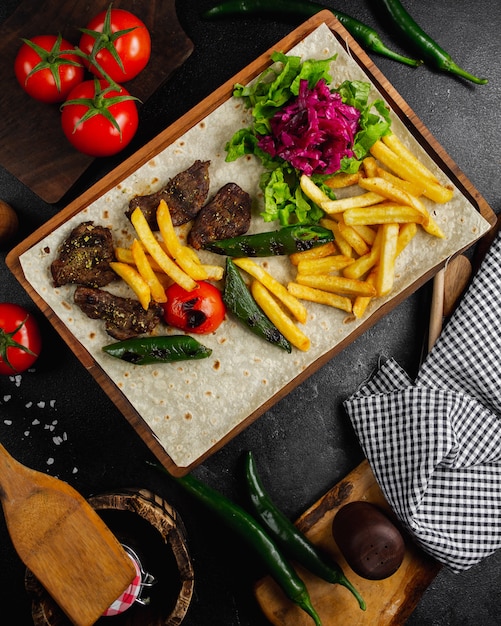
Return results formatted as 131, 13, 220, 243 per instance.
6, 12, 497, 477
254, 460, 442, 625
0, 0, 194, 203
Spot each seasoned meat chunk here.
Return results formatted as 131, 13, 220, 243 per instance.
126, 160, 211, 229
188, 183, 252, 250
74, 287, 163, 340
51, 222, 116, 288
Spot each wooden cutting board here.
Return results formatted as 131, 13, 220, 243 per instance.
0, 0, 194, 204
254, 460, 441, 625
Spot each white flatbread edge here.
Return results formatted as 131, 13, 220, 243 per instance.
19, 23, 491, 468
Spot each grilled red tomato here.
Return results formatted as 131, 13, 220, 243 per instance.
0, 303, 42, 375
163, 281, 226, 334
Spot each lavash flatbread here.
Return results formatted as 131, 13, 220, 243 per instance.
19, 23, 491, 468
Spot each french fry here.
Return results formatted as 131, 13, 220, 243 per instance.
157, 199, 209, 280
175, 246, 209, 280
358, 176, 430, 225
382, 133, 440, 183
131, 239, 167, 303
375, 223, 399, 296
114, 246, 164, 273
321, 191, 384, 214
233, 257, 308, 324
351, 224, 377, 246
251, 280, 311, 352
178, 245, 224, 280
110, 261, 151, 310
319, 219, 353, 257
358, 176, 446, 238
396, 222, 418, 256
337, 221, 371, 256
289, 241, 337, 265
342, 244, 379, 279
324, 171, 361, 189
343, 203, 426, 226
201, 264, 225, 281
154, 271, 174, 290
376, 167, 425, 197
300, 174, 331, 206
370, 140, 454, 204
130, 207, 198, 292
352, 269, 378, 318
296, 255, 354, 275
362, 156, 378, 178
296, 273, 377, 297
157, 200, 181, 257
287, 282, 353, 313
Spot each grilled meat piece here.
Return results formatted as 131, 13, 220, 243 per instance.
126, 159, 211, 229
188, 183, 252, 250
74, 287, 163, 340
51, 221, 116, 288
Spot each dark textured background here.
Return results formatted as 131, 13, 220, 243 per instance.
1, 1, 500, 624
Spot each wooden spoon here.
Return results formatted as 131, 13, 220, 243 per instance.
0, 443, 136, 626
427, 255, 473, 352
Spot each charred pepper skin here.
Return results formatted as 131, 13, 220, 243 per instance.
223, 258, 292, 352
244, 451, 366, 611
205, 224, 334, 257
172, 470, 323, 626
377, 0, 488, 84
202, 0, 421, 67
102, 335, 212, 365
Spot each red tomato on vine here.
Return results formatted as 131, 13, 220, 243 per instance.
0, 303, 42, 375
61, 78, 139, 157
79, 6, 151, 83
14, 34, 84, 103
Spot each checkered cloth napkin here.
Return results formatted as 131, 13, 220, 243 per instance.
344, 227, 501, 573
103, 554, 142, 616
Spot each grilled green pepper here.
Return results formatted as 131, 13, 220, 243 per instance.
223, 258, 292, 352
205, 224, 334, 257
244, 451, 366, 610
202, 0, 421, 67
173, 470, 323, 626
378, 0, 487, 84
102, 335, 212, 365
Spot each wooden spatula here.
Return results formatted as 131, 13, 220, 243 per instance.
0, 442, 136, 626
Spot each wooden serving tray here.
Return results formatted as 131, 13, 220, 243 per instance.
0, 0, 194, 203
254, 460, 442, 625
6, 12, 497, 476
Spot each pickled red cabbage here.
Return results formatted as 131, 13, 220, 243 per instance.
257, 79, 361, 176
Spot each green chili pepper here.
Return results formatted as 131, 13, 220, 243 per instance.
102, 335, 212, 365
223, 258, 292, 352
205, 224, 334, 257
173, 470, 323, 626
244, 451, 366, 610
378, 0, 487, 84
202, 0, 421, 67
